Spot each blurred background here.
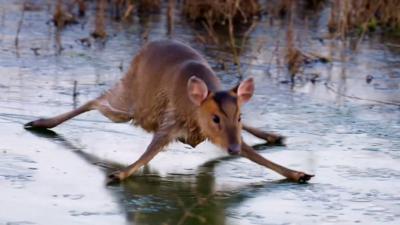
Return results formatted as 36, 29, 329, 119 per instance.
0, 0, 400, 225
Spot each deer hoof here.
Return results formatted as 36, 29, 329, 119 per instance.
295, 172, 314, 183
274, 135, 286, 145
106, 171, 125, 185
24, 120, 40, 129
24, 118, 50, 130
267, 134, 286, 146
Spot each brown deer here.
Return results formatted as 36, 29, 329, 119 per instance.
24, 40, 313, 184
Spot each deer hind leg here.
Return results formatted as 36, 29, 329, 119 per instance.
240, 141, 314, 183
94, 97, 133, 123
24, 98, 133, 130
243, 124, 285, 145
24, 100, 96, 129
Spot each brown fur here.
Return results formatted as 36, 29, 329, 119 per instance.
197, 92, 241, 148
25, 40, 314, 184
96, 40, 235, 148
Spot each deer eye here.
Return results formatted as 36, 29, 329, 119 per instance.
212, 115, 220, 124
238, 114, 242, 122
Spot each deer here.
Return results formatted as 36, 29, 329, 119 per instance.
24, 40, 314, 184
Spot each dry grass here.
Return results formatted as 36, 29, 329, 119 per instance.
47, 0, 399, 80
183, 0, 261, 26
328, 0, 400, 37
284, 0, 332, 79
76, 0, 86, 17
167, 0, 175, 35
137, 0, 161, 13
53, 0, 77, 28
183, 0, 261, 76
91, 0, 107, 39
51, 0, 400, 36
266, 0, 325, 19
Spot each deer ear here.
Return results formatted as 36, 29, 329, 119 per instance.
237, 77, 254, 104
187, 76, 208, 106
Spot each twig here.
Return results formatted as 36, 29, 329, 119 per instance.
239, 20, 258, 53
325, 83, 400, 106
227, 14, 243, 79
353, 1, 383, 51
386, 42, 400, 48
167, 0, 175, 36
73, 80, 78, 109
201, 20, 219, 45
91, 0, 107, 39
122, 3, 134, 21
73, 80, 78, 97
15, 3, 25, 57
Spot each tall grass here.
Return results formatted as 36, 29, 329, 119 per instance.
91, 0, 107, 39
53, 0, 400, 36
182, 0, 261, 26
328, 0, 400, 36
48, 0, 400, 78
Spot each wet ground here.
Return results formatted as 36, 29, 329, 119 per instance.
1, 1, 400, 225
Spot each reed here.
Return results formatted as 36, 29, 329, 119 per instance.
52, 0, 400, 35
167, 0, 175, 35
328, 0, 400, 36
91, 0, 107, 39
47, 0, 399, 80
76, 0, 86, 17
137, 0, 161, 13
53, 0, 77, 28
182, 0, 261, 27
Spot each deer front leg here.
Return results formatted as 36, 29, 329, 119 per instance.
243, 124, 285, 145
107, 127, 174, 184
240, 142, 314, 183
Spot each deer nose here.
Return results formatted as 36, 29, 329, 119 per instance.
227, 144, 241, 155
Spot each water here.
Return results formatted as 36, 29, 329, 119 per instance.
1, 1, 400, 225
